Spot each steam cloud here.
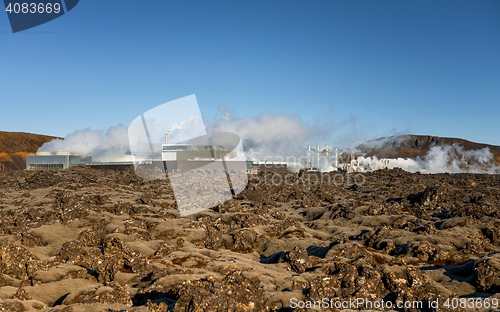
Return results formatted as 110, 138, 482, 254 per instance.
37, 112, 325, 164
207, 113, 319, 161
356, 145, 499, 174
37, 111, 499, 174
169, 116, 200, 133
37, 125, 130, 162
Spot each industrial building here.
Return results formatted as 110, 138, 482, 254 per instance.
26, 152, 286, 174
161, 143, 234, 161
26, 152, 92, 170
161, 134, 289, 174
26, 133, 287, 173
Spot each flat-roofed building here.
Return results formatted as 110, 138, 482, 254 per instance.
26, 152, 92, 170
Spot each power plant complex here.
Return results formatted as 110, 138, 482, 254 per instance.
28, 134, 387, 174
26, 134, 289, 174
27, 131, 396, 174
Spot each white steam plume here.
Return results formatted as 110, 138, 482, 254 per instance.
37, 113, 321, 164
169, 116, 199, 132
167, 116, 202, 143
36, 111, 499, 175
37, 125, 130, 162
207, 112, 320, 161
356, 145, 499, 174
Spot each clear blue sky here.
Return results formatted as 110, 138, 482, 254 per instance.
1, 0, 499, 146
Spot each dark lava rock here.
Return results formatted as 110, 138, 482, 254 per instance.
304, 275, 339, 301
412, 185, 451, 209
154, 242, 173, 257
285, 246, 311, 273
96, 236, 150, 283
484, 225, 500, 246
473, 254, 500, 292
0, 241, 44, 280
77, 229, 101, 247
56, 240, 102, 269
13, 287, 31, 300
54, 190, 90, 223
232, 228, 259, 253
173, 271, 268, 311
23, 171, 62, 189
75, 282, 132, 305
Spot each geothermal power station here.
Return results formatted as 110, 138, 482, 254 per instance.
26, 133, 402, 174
30, 134, 491, 174
26, 134, 291, 174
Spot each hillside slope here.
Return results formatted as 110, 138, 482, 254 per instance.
357, 134, 500, 164
0, 132, 59, 170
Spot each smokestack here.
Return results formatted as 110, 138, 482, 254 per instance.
307, 145, 311, 170
335, 147, 338, 167
165, 131, 171, 144
317, 144, 320, 169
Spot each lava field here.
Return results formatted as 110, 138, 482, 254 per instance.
0, 167, 499, 311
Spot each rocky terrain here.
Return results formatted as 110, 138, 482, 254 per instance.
0, 167, 499, 311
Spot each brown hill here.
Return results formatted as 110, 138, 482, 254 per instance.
0, 132, 59, 171
356, 134, 500, 164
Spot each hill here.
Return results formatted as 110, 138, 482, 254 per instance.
356, 134, 500, 165
0, 132, 59, 171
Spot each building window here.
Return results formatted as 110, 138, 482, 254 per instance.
29, 164, 64, 170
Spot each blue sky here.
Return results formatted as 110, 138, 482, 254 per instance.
1, 0, 499, 147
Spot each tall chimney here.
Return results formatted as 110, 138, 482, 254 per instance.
307, 145, 311, 169
165, 131, 171, 144
317, 145, 320, 169
335, 147, 338, 167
